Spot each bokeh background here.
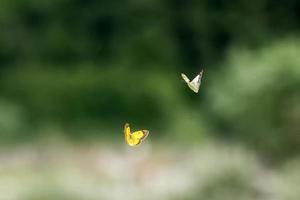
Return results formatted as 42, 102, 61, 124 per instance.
0, 0, 300, 199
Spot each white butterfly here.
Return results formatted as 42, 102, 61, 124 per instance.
181, 70, 204, 93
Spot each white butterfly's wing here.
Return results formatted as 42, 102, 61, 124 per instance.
181, 73, 190, 83
187, 81, 200, 93
191, 74, 200, 84
198, 70, 204, 82
182, 73, 198, 92
189, 70, 204, 93
192, 70, 203, 84
182, 70, 203, 93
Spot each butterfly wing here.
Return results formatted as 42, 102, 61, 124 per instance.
189, 70, 204, 93
188, 75, 199, 92
182, 73, 198, 92
181, 73, 190, 83
198, 69, 204, 84
124, 123, 132, 145
130, 130, 149, 146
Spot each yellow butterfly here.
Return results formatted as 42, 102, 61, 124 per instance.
124, 123, 149, 146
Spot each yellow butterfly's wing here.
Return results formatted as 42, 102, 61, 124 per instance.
124, 123, 149, 146
124, 123, 131, 144
131, 130, 149, 145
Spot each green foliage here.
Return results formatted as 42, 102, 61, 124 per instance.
0, 66, 174, 139
206, 38, 300, 161
0, 0, 299, 160
0, 99, 26, 141
0, 0, 299, 67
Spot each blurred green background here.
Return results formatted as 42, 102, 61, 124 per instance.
0, 0, 300, 199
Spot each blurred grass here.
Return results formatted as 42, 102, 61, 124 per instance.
2, 140, 298, 200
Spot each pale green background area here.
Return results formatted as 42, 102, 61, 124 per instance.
0, 0, 300, 199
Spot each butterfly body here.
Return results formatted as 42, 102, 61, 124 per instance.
181, 70, 204, 93
124, 123, 149, 146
